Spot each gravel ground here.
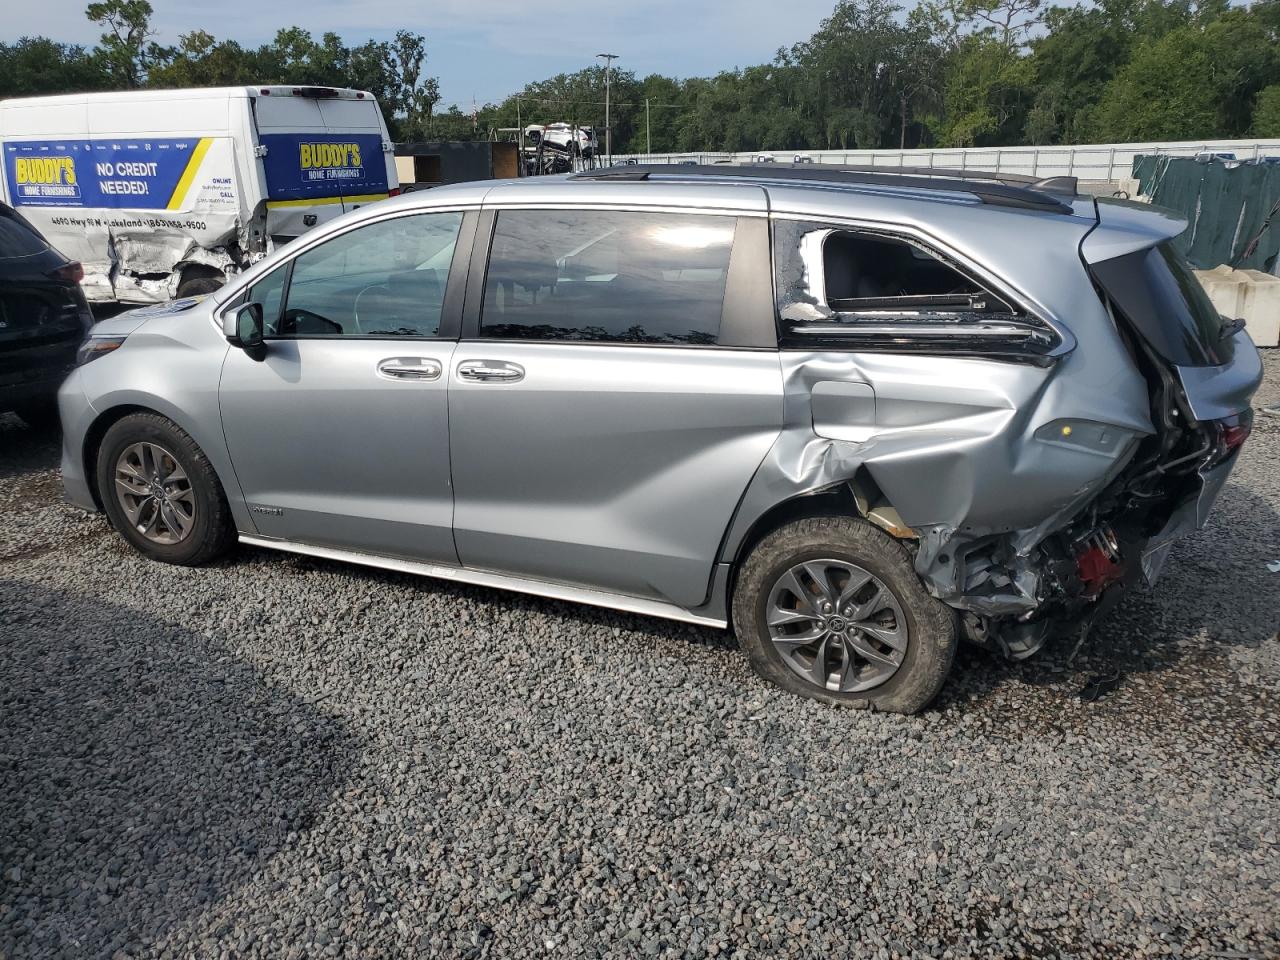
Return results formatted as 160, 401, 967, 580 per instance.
1, 356, 1278, 960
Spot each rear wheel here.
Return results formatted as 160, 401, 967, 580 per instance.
732, 516, 957, 713
96, 413, 235, 566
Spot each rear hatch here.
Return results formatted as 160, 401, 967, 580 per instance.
1084, 198, 1262, 422
0, 207, 92, 396
251, 87, 393, 243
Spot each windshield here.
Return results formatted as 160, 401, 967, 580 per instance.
1092, 242, 1232, 367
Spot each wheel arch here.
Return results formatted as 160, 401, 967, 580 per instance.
81, 400, 250, 534
723, 469, 919, 610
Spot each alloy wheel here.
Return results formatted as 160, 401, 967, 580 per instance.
765, 558, 907, 693
113, 441, 196, 545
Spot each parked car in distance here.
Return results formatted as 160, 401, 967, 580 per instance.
0, 201, 92, 429
58, 164, 1262, 713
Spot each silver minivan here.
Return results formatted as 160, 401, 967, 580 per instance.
59, 165, 1263, 713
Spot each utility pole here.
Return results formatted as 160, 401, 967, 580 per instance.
597, 53, 618, 165
646, 98, 651, 155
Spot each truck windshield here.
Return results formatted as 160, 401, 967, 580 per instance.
1092, 242, 1233, 367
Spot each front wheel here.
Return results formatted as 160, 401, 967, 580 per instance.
732, 517, 957, 714
96, 413, 235, 566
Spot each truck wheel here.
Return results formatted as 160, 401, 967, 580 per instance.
96, 413, 235, 566
732, 517, 957, 714
176, 273, 224, 298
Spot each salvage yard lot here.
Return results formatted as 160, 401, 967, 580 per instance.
1, 356, 1278, 960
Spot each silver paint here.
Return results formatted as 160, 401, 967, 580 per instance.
58, 172, 1263, 630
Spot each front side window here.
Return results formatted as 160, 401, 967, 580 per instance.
273, 212, 463, 338
248, 263, 288, 334
480, 209, 736, 345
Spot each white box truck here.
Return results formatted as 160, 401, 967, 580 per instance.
0, 85, 399, 302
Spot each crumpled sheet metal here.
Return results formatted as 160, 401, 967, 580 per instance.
721, 350, 1148, 616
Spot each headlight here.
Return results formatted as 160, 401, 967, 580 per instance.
76, 336, 128, 365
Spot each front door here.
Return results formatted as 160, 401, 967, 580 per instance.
220, 208, 470, 563
449, 206, 783, 608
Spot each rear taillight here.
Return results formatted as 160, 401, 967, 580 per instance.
388, 187, 401, 198
1221, 422, 1251, 452
49, 261, 84, 284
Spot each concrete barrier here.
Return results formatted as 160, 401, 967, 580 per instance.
1195, 266, 1280, 347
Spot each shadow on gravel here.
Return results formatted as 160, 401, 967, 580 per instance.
934, 480, 1280, 717
0, 413, 61, 482
0, 580, 357, 959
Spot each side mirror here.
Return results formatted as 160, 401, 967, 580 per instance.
226, 302, 267, 361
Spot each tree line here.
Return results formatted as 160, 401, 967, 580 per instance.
3, 0, 1279, 151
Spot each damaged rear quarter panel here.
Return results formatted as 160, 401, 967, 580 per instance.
719, 191, 1156, 615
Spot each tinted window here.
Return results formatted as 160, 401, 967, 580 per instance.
480, 210, 735, 344
275, 212, 462, 338
1092, 242, 1230, 367
0, 212, 49, 259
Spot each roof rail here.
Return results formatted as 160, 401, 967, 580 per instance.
570, 163, 1078, 214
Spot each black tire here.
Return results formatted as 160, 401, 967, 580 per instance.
732, 516, 957, 714
176, 273, 224, 298
96, 412, 235, 566
14, 399, 61, 433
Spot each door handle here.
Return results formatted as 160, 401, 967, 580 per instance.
376, 357, 442, 381
457, 360, 525, 383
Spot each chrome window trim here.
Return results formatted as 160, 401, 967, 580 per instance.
239, 534, 727, 628
769, 210, 1077, 357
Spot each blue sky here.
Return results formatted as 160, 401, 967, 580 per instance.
8, 0, 840, 109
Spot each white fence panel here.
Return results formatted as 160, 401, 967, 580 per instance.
614, 139, 1280, 181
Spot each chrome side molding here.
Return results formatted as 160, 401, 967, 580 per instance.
238, 535, 728, 629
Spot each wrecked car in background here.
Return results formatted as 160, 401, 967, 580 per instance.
57, 164, 1262, 713
0, 86, 398, 303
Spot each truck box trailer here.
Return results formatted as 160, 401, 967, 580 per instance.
0, 85, 399, 302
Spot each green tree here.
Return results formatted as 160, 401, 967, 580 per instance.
1252, 84, 1280, 136
386, 31, 440, 139
940, 35, 1034, 145
85, 0, 167, 87
147, 31, 252, 87
0, 38, 110, 97
1090, 27, 1217, 140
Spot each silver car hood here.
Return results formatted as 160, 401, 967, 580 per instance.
90, 297, 209, 338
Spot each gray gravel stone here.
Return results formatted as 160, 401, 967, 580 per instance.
0, 353, 1278, 959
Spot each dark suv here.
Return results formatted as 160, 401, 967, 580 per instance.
0, 202, 92, 430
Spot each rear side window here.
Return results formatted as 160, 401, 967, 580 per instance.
1091, 243, 1231, 367
0, 212, 49, 259
480, 210, 736, 345
773, 219, 1058, 359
